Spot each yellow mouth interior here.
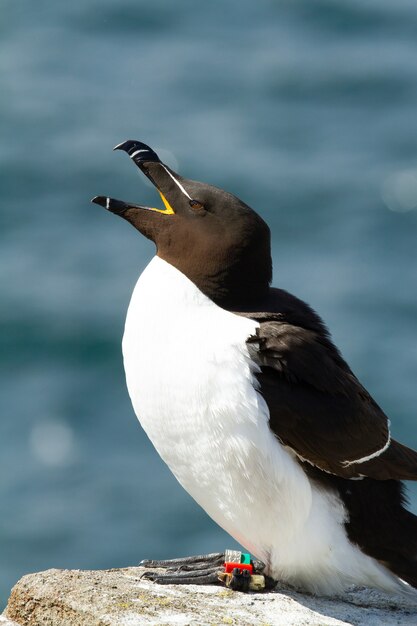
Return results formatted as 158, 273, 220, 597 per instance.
149, 192, 175, 214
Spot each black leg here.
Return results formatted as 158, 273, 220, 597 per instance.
139, 552, 225, 572
139, 550, 277, 592
141, 566, 222, 586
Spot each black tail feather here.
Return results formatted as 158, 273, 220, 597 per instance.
340, 477, 417, 588
306, 465, 417, 589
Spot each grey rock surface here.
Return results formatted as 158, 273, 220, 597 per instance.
3, 567, 417, 626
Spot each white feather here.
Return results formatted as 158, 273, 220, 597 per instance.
122, 256, 407, 595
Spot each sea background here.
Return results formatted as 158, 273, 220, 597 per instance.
2, 0, 417, 609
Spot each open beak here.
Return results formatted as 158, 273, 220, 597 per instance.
91, 140, 176, 216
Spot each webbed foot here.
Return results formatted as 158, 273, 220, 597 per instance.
139, 550, 276, 592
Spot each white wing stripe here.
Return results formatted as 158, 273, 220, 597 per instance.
342, 423, 391, 467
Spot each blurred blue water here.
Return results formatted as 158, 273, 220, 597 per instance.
2, 0, 417, 609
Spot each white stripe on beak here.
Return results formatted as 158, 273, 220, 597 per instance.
130, 149, 151, 159
160, 164, 192, 200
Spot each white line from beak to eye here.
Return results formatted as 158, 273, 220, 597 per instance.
130, 149, 150, 158
160, 164, 192, 200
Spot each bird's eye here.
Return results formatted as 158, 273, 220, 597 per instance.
189, 199, 205, 211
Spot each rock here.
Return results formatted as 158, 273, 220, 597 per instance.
3, 566, 417, 626
0, 617, 21, 626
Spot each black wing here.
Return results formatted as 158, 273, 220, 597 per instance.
235, 289, 417, 480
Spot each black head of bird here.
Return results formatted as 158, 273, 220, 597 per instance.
92, 140, 272, 308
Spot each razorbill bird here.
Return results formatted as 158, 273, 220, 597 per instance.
92, 140, 417, 596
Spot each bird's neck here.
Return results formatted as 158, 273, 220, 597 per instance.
192, 267, 271, 310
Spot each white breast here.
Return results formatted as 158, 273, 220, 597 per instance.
122, 256, 403, 595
